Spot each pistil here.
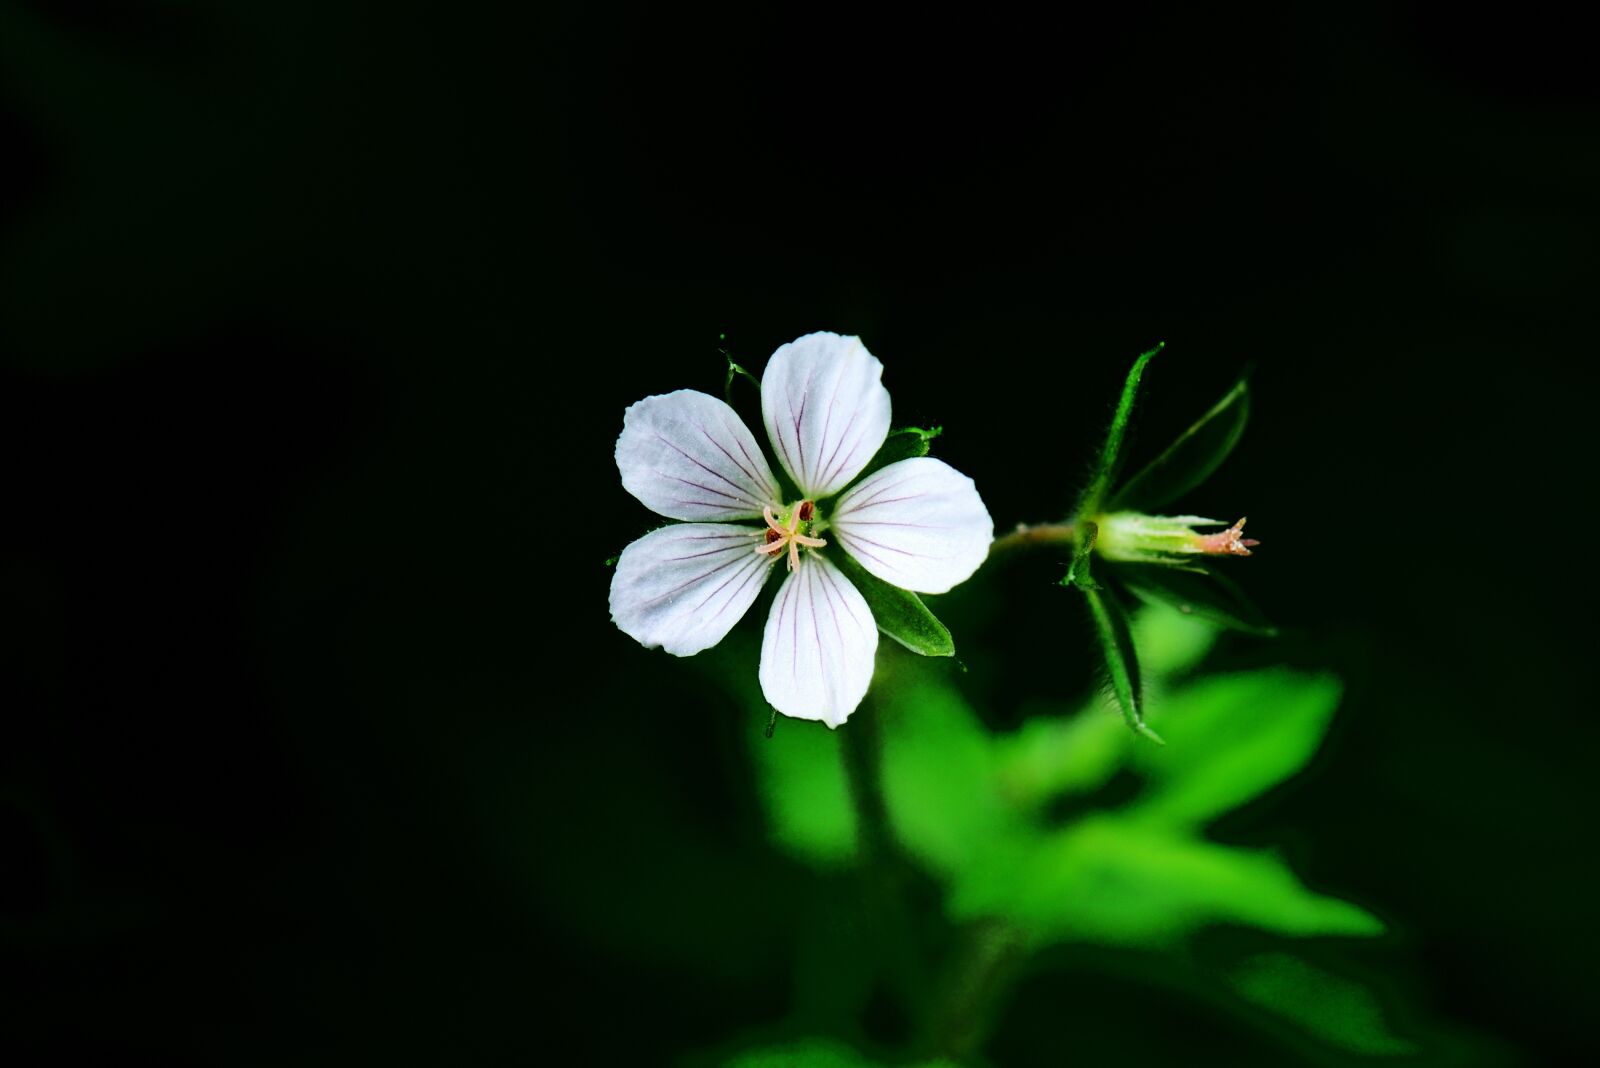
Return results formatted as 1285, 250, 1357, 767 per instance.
757, 502, 828, 571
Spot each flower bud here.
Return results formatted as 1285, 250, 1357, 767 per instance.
1093, 512, 1259, 565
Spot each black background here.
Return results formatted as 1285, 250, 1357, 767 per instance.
1, 3, 1595, 1064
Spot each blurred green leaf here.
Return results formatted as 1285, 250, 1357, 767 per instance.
876, 674, 1017, 874
1230, 953, 1417, 1056
749, 719, 856, 866
1119, 563, 1277, 636
1082, 583, 1163, 743
1077, 342, 1163, 516
1130, 600, 1221, 677
1111, 378, 1250, 512
850, 425, 942, 485
995, 708, 1129, 810
726, 1038, 958, 1068
995, 604, 1217, 807
950, 816, 1382, 947
1128, 670, 1342, 827
744, 608, 1379, 973
831, 550, 955, 657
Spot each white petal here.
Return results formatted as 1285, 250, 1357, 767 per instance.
759, 553, 878, 728
760, 332, 892, 499
610, 523, 774, 656
830, 457, 994, 594
616, 390, 783, 521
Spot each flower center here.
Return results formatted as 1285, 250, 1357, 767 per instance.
757, 500, 828, 572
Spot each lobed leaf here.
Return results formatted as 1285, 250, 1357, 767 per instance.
949, 816, 1382, 947
1127, 669, 1343, 827
1111, 378, 1250, 512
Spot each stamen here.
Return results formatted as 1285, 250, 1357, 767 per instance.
756, 500, 827, 569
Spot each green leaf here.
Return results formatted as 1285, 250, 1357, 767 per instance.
726, 1038, 959, 1068
995, 706, 1129, 810
1082, 582, 1162, 742
1062, 519, 1100, 590
1111, 377, 1251, 512
875, 671, 1017, 875
850, 425, 943, 486
1230, 953, 1418, 1056
1130, 600, 1222, 677
1127, 669, 1343, 827
949, 816, 1383, 947
1077, 342, 1163, 516
1118, 562, 1277, 636
830, 549, 955, 657
747, 717, 855, 866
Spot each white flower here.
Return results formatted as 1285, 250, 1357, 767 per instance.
609, 332, 993, 728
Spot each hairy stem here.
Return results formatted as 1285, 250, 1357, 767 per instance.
987, 521, 1078, 558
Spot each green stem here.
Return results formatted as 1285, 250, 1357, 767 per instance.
840, 707, 894, 864
930, 921, 1028, 1061
839, 704, 931, 1034
987, 521, 1077, 558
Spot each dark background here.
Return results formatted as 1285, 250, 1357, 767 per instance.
1, 3, 1594, 1063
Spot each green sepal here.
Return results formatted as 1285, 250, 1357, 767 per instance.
722, 345, 761, 407
851, 425, 943, 485
1081, 582, 1163, 743
830, 548, 955, 657
1118, 562, 1278, 636
1111, 378, 1251, 512
1076, 342, 1164, 518
1062, 520, 1100, 590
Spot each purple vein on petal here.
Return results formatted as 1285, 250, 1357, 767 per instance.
816, 402, 864, 493
812, 366, 844, 492
728, 424, 777, 499
837, 531, 923, 558
639, 553, 746, 608
651, 431, 764, 509
693, 552, 768, 613
840, 474, 921, 513
703, 423, 777, 502
832, 520, 937, 529
791, 388, 810, 491
669, 475, 744, 503
660, 543, 754, 563
816, 560, 853, 651
806, 562, 826, 690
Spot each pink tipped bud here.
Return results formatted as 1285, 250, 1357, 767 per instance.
1194, 517, 1258, 557
1094, 512, 1263, 565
